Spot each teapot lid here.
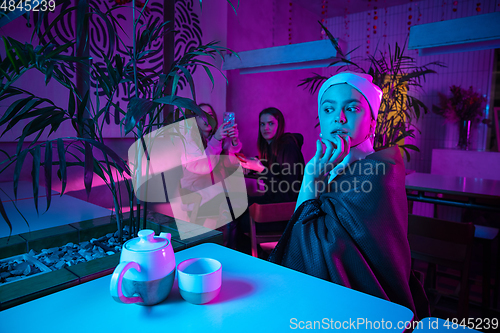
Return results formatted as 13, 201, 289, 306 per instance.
125, 229, 169, 252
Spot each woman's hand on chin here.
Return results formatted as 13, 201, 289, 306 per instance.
305, 134, 351, 181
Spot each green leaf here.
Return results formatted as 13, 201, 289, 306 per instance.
94, 64, 112, 97
171, 72, 180, 97
103, 53, 120, 87
44, 41, 74, 59
68, 89, 76, 118
3, 106, 57, 137
45, 62, 55, 85
76, 0, 89, 53
176, 65, 196, 102
1, 98, 44, 133
10, 39, 29, 68
318, 20, 344, 58
31, 146, 41, 214
0, 97, 34, 126
399, 69, 436, 83
84, 141, 93, 199
0, 199, 12, 236
44, 141, 53, 212
57, 139, 67, 194
13, 150, 27, 200
2, 37, 19, 74
400, 144, 420, 152
115, 55, 124, 78
202, 65, 215, 89
37, 5, 78, 41
401, 146, 410, 163
124, 97, 159, 134
77, 90, 90, 131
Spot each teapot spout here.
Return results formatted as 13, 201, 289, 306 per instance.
160, 232, 172, 241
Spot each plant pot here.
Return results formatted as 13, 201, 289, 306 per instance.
457, 120, 471, 150
0, 254, 52, 286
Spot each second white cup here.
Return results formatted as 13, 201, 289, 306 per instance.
177, 258, 222, 304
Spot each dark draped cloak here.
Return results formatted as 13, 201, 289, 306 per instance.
268, 146, 430, 321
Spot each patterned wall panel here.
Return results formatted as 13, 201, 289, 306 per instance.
27, 0, 203, 135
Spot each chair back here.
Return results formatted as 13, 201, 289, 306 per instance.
249, 202, 296, 223
408, 214, 475, 269
248, 202, 296, 257
407, 214, 475, 319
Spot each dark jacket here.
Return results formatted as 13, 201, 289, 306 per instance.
268, 146, 430, 321
258, 133, 305, 203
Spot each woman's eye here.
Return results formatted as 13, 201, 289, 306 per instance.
324, 108, 333, 113
346, 106, 360, 112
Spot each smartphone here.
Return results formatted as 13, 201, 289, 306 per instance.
223, 112, 235, 129
234, 152, 247, 163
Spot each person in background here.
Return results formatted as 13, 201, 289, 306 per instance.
268, 72, 430, 321
179, 103, 241, 216
232, 107, 305, 253
255, 107, 305, 203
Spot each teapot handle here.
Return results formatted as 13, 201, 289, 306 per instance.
110, 261, 144, 304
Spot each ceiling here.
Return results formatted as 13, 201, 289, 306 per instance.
292, 0, 415, 18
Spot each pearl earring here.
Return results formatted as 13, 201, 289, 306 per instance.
320, 133, 323, 138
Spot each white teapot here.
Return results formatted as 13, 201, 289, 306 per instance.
110, 229, 175, 305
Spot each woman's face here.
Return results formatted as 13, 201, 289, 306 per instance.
319, 83, 373, 147
196, 105, 213, 138
260, 114, 278, 143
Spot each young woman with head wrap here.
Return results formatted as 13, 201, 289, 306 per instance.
269, 72, 430, 321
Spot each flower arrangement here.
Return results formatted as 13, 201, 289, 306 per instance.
433, 85, 487, 123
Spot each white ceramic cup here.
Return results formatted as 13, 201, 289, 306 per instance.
177, 258, 222, 304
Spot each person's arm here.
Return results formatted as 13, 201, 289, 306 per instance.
226, 137, 242, 154
181, 137, 222, 175
181, 123, 230, 175
226, 124, 242, 154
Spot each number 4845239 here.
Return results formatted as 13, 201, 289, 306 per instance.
444, 317, 498, 330
1, 1, 56, 12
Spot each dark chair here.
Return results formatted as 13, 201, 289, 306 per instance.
473, 224, 499, 311
408, 214, 475, 319
247, 202, 296, 258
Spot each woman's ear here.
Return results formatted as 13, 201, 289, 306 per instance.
370, 118, 377, 136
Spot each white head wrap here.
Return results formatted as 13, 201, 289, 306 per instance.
317, 71, 383, 120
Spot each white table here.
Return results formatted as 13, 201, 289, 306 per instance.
0, 243, 414, 333
0, 181, 58, 201
405, 173, 500, 212
0, 182, 113, 237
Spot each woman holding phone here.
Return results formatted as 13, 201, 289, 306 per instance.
268, 71, 429, 321
179, 103, 241, 216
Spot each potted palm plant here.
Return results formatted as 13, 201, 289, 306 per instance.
0, 0, 236, 240
300, 22, 445, 162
